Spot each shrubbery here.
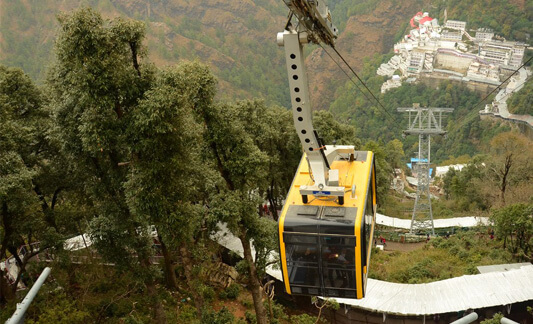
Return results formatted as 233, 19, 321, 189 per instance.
219, 283, 241, 300
370, 229, 512, 283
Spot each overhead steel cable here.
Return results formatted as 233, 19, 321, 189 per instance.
471, 55, 532, 112
448, 55, 532, 132
317, 43, 373, 119
288, 9, 397, 123
329, 46, 396, 121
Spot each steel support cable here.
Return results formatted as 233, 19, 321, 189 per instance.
449, 55, 532, 133
317, 43, 373, 119
329, 46, 397, 122
288, 11, 394, 122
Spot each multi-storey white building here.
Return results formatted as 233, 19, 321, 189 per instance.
479, 44, 510, 65
479, 41, 526, 67
509, 45, 525, 68
377, 12, 530, 91
407, 51, 425, 73
466, 61, 500, 82
445, 20, 466, 30
441, 30, 462, 41
475, 28, 494, 42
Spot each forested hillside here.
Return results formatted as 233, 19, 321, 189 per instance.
0, 1, 531, 195
0, 0, 289, 105
1, 1, 531, 164
0, 3, 532, 323
507, 77, 533, 115
326, 53, 517, 162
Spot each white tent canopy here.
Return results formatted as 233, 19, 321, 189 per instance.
375, 213, 490, 229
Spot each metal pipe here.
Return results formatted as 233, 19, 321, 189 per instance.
501, 317, 519, 324
5, 267, 51, 324
449, 312, 478, 324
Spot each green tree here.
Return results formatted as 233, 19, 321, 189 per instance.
441, 156, 489, 211
491, 203, 533, 260
507, 77, 533, 115
233, 100, 301, 221
363, 140, 392, 202
313, 110, 361, 148
480, 312, 504, 324
0, 65, 63, 303
46, 8, 166, 321
196, 99, 281, 324
125, 61, 218, 314
385, 139, 405, 173
485, 132, 533, 206
25, 293, 90, 324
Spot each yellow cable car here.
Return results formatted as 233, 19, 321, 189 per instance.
277, 0, 377, 299
278, 151, 377, 299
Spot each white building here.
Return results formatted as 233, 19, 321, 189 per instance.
466, 61, 500, 82
445, 20, 466, 30
435, 164, 465, 178
475, 28, 494, 42
381, 78, 402, 93
478, 41, 526, 67
441, 30, 462, 41
407, 51, 425, 73
509, 45, 525, 68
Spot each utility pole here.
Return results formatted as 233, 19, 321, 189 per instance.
398, 104, 454, 235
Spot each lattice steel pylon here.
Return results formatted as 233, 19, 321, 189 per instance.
398, 104, 454, 235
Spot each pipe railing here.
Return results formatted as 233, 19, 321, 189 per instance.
5, 267, 51, 324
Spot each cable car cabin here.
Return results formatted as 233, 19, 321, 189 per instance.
278, 151, 377, 299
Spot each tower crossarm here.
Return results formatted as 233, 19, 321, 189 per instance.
397, 107, 454, 135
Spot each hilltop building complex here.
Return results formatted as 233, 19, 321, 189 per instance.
378, 12, 529, 94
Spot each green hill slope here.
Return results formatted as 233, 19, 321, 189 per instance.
0, 0, 530, 163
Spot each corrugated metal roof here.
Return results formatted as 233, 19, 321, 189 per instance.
336, 265, 533, 315
477, 263, 532, 274
213, 222, 533, 316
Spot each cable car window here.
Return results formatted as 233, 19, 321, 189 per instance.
320, 236, 356, 246
362, 169, 375, 268
322, 246, 355, 290
285, 244, 319, 287
283, 234, 317, 244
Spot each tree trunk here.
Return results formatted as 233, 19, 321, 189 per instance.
10, 248, 41, 295
267, 184, 279, 221
158, 234, 178, 290
268, 196, 278, 221
140, 258, 166, 324
32, 183, 58, 230
0, 270, 15, 304
147, 279, 166, 324
238, 229, 268, 324
499, 154, 512, 206
179, 246, 204, 316
0, 201, 11, 261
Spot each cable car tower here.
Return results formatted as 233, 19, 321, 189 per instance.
397, 104, 453, 235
